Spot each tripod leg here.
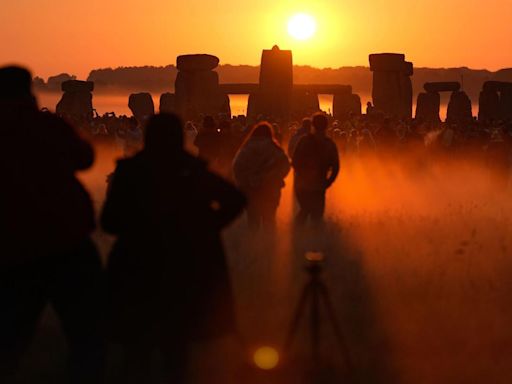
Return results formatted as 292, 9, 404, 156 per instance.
311, 282, 320, 364
318, 282, 355, 378
284, 282, 312, 352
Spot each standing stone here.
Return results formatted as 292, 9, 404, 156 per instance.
369, 53, 413, 119
128, 93, 154, 123
399, 70, 413, 117
248, 46, 293, 119
247, 93, 260, 119
446, 91, 473, 123
291, 90, 320, 118
415, 92, 441, 122
174, 54, 229, 119
56, 80, 94, 123
333, 92, 361, 121
159, 93, 176, 114
479, 81, 512, 121
478, 89, 500, 123
499, 89, 512, 121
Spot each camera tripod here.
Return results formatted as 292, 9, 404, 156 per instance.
284, 252, 354, 379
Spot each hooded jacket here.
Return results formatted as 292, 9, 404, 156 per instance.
232, 136, 290, 192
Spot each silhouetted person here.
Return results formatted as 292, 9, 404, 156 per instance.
233, 122, 290, 229
0, 66, 105, 383
194, 115, 221, 165
292, 113, 339, 224
366, 101, 375, 115
288, 118, 311, 158
101, 113, 246, 383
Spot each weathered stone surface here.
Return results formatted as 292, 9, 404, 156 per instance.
446, 91, 473, 123
369, 53, 406, 72
403, 61, 414, 77
177, 54, 219, 72
61, 80, 94, 93
478, 90, 500, 122
291, 90, 320, 118
56, 91, 93, 121
500, 89, 512, 120
247, 93, 259, 119
483, 81, 512, 93
372, 71, 403, 117
424, 82, 461, 93
478, 81, 512, 121
248, 89, 293, 119
174, 53, 230, 119
128, 93, 154, 121
415, 92, 441, 122
369, 53, 413, 118
218, 93, 231, 117
174, 68, 228, 118
333, 93, 361, 121
56, 80, 94, 122
159, 93, 175, 114
259, 46, 293, 90
400, 74, 413, 117
246, 46, 294, 119
175, 71, 219, 95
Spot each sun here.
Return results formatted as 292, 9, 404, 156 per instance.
288, 13, 317, 41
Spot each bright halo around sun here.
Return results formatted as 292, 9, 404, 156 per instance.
288, 13, 317, 41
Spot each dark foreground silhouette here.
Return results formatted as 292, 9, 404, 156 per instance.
101, 113, 246, 383
0, 66, 105, 383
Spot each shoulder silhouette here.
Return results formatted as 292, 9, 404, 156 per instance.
101, 113, 246, 383
0, 66, 105, 384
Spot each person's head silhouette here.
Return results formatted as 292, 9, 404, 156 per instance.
301, 118, 312, 132
312, 112, 328, 135
144, 113, 184, 155
251, 121, 275, 140
0, 66, 35, 104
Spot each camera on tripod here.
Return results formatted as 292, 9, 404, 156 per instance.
305, 251, 325, 274
285, 250, 354, 377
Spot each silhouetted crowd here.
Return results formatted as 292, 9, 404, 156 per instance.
1, 64, 511, 384
0, 65, 343, 384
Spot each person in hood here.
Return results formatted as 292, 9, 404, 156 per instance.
233, 122, 290, 229
101, 113, 245, 383
0, 66, 105, 383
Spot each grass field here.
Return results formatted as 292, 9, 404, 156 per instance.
13, 143, 512, 383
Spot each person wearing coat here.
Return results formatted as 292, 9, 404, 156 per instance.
0, 66, 105, 384
292, 113, 340, 224
101, 113, 246, 383
232, 122, 290, 229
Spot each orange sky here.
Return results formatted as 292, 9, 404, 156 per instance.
1, 0, 511, 79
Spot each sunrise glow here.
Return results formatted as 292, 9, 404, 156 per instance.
287, 13, 317, 41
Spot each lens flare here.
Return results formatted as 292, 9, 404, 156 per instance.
253, 347, 280, 370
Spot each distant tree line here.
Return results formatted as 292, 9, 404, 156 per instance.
33, 64, 512, 103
